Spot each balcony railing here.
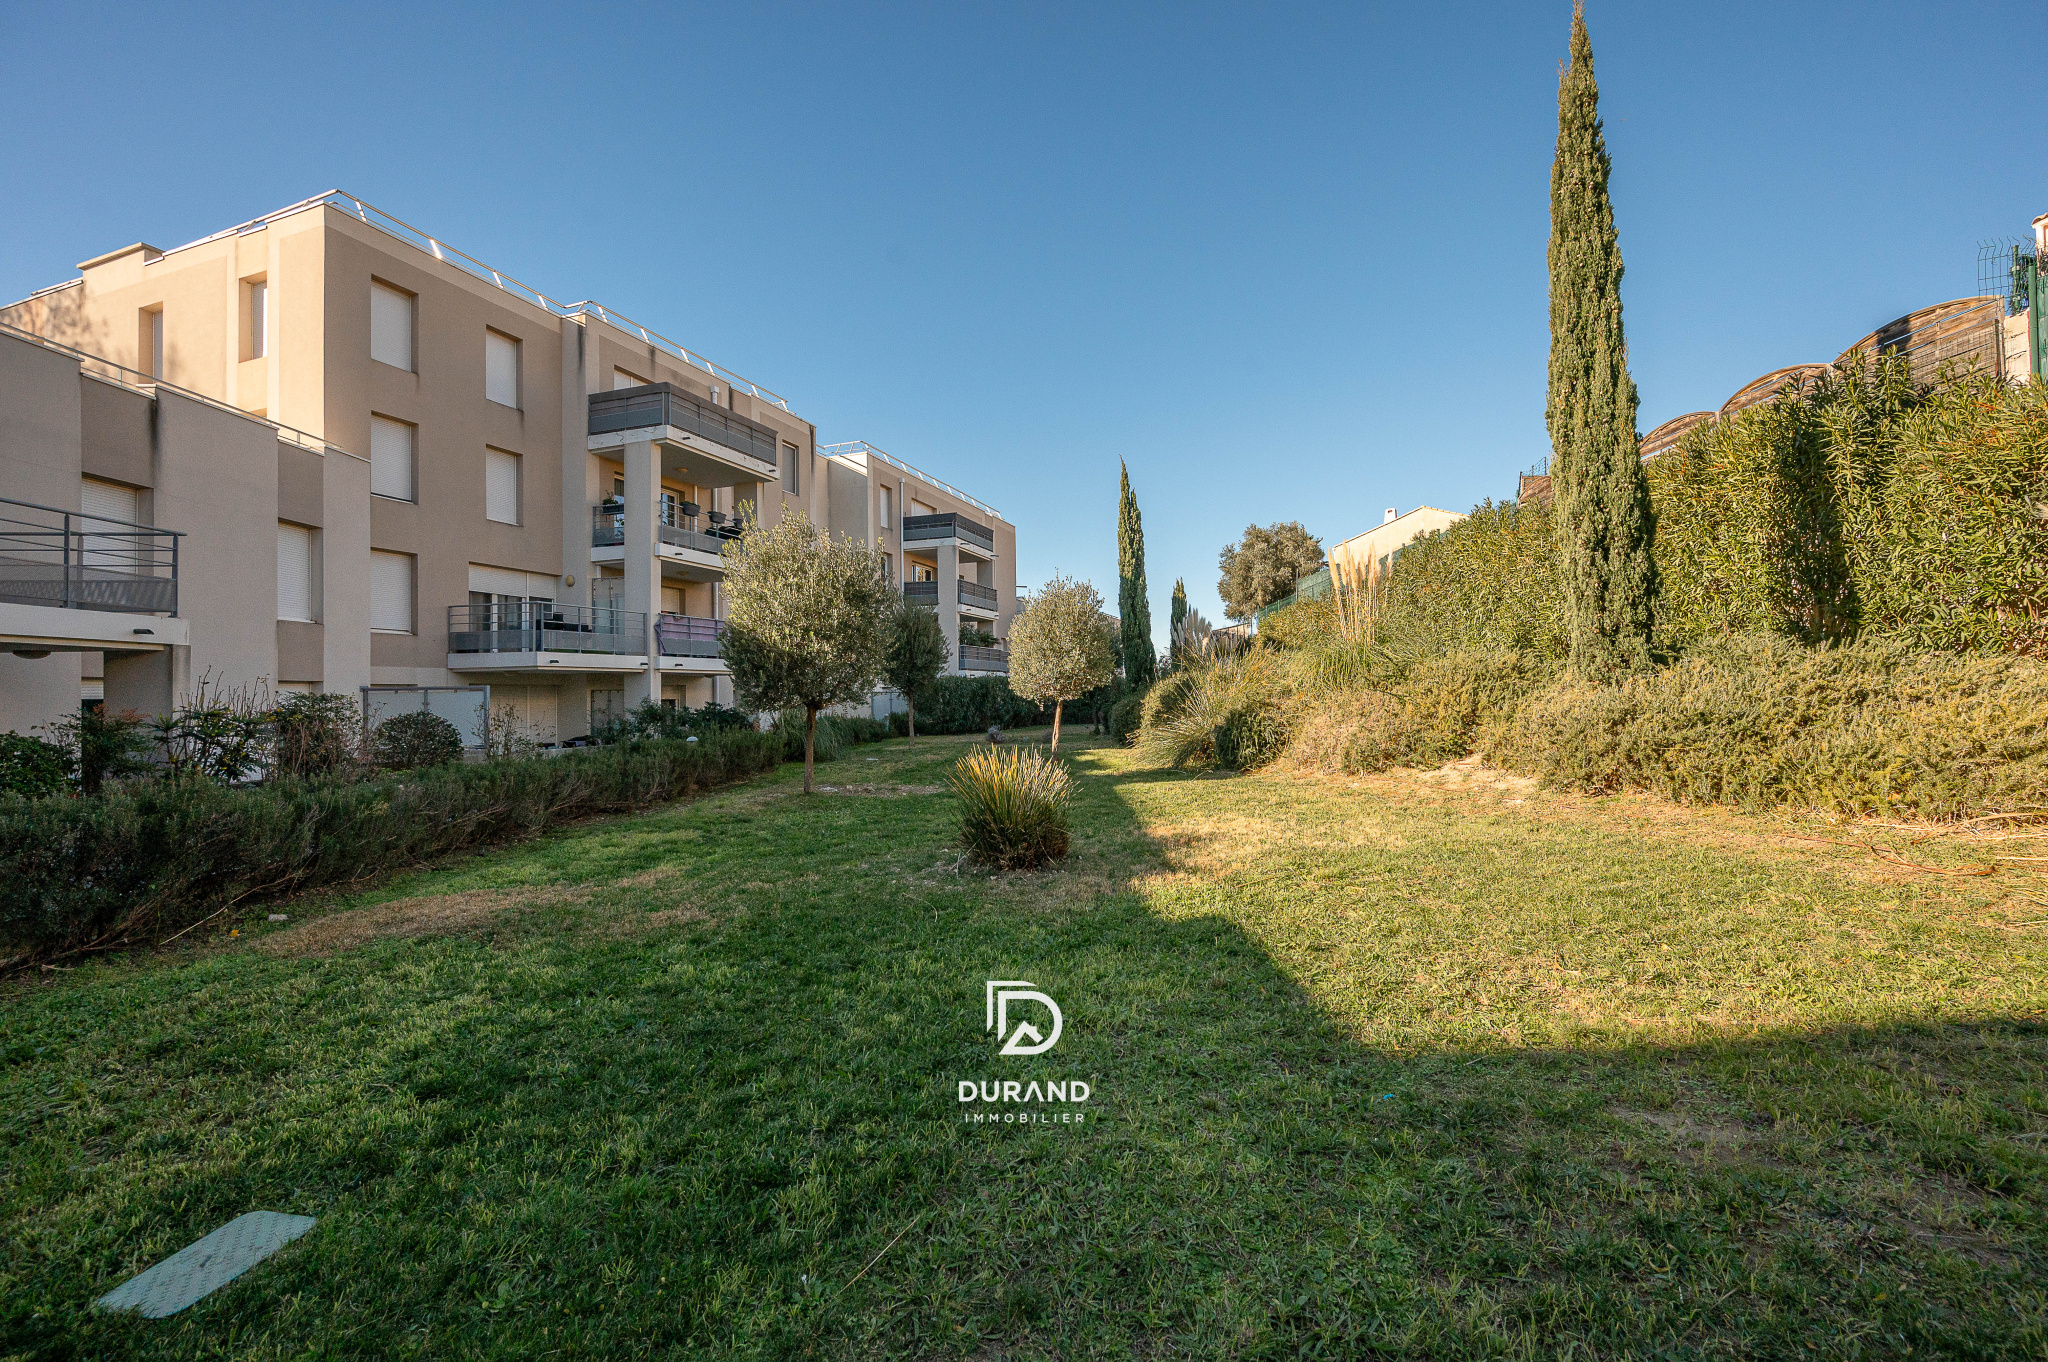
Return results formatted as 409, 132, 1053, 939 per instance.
588, 385, 779, 467
959, 644, 1007, 672
0, 495, 181, 614
903, 580, 938, 607
901, 511, 995, 554
959, 580, 999, 610
591, 504, 736, 557
656, 612, 724, 658
447, 601, 645, 655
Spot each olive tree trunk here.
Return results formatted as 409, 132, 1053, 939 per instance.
804, 706, 818, 794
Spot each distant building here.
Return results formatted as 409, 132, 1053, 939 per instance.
1328, 505, 1466, 581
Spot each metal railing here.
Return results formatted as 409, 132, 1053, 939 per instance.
0, 495, 181, 613
903, 581, 939, 607
29, 190, 791, 411
959, 644, 1007, 672
901, 511, 995, 553
817, 439, 1000, 519
591, 504, 734, 557
656, 612, 724, 658
446, 601, 645, 655
589, 386, 779, 467
959, 580, 999, 610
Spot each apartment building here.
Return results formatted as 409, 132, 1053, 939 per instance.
0, 192, 1016, 741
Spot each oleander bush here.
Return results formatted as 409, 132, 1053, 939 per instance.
0, 729, 784, 964
951, 745, 1074, 869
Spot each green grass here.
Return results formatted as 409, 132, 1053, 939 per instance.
6, 732, 2048, 1358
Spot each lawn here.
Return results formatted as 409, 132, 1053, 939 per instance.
5, 731, 2048, 1358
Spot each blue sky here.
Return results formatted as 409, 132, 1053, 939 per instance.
2, 1, 2041, 641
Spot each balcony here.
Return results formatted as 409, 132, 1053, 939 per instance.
588, 384, 779, 483
901, 511, 994, 555
655, 612, 724, 658
959, 644, 1007, 672
591, 503, 737, 559
0, 496, 180, 614
447, 601, 645, 656
958, 580, 999, 612
903, 580, 938, 608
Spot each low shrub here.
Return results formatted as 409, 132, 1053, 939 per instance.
1213, 705, 1287, 771
1277, 648, 1547, 775
0, 729, 785, 964
373, 711, 465, 768
1106, 688, 1147, 745
1400, 650, 1552, 765
273, 693, 363, 779
1491, 633, 2048, 818
770, 711, 893, 763
1134, 650, 1287, 769
950, 746, 1073, 869
600, 699, 761, 745
0, 733, 72, 800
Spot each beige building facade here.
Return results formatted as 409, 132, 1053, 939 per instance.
0, 192, 1015, 742
1328, 505, 1466, 582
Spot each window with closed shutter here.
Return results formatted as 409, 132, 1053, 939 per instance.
80, 479, 141, 571
277, 523, 316, 622
613, 368, 647, 390
485, 331, 519, 407
485, 448, 520, 524
369, 550, 414, 633
371, 415, 415, 502
371, 281, 414, 371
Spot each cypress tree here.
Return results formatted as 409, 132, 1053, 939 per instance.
1547, 2, 1657, 677
1169, 577, 1188, 668
1117, 461, 1157, 686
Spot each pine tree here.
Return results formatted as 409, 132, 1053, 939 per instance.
1117, 462, 1157, 686
1169, 578, 1188, 669
1547, 2, 1657, 677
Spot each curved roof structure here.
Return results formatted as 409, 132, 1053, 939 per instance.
1834, 296, 2005, 382
1718, 364, 1832, 418
1639, 410, 1715, 460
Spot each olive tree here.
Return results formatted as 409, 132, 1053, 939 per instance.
1217, 522, 1324, 621
882, 597, 950, 739
721, 509, 892, 792
1007, 574, 1118, 754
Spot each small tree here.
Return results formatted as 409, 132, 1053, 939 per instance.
1168, 577, 1188, 669
722, 509, 892, 792
1007, 574, 1117, 753
882, 598, 950, 739
1117, 462, 1157, 686
1217, 522, 1324, 621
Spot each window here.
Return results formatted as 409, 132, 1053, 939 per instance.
911, 499, 935, 518
784, 444, 799, 495
81, 479, 141, 570
371, 281, 414, 371
370, 415, 416, 501
485, 330, 520, 407
277, 522, 317, 622
613, 368, 647, 390
247, 280, 267, 359
883, 552, 893, 584
369, 550, 415, 633
142, 308, 163, 378
485, 448, 520, 524
879, 486, 891, 528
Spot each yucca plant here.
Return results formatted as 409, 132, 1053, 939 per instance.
950, 745, 1074, 869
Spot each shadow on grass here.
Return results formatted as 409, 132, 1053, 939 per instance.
5, 736, 2045, 1359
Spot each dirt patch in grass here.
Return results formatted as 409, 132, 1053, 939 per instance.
810, 783, 944, 797
1406, 754, 1539, 795
1612, 1105, 1780, 1167
258, 889, 551, 957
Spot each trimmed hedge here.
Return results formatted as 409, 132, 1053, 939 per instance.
1488, 634, 2048, 818
0, 729, 783, 964
900, 676, 1049, 735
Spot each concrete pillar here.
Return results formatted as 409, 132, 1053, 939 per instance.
938, 541, 961, 675
623, 437, 660, 708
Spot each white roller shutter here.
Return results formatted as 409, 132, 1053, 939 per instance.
467, 564, 556, 598
371, 281, 414, 371
277, 522, 316, 622
484, 448, 520, 524
485, 331, 519, 407
371, 416, 415, 501
369, 550, 414, 633
80, 479, 141, 570
613, 368, 647, 390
